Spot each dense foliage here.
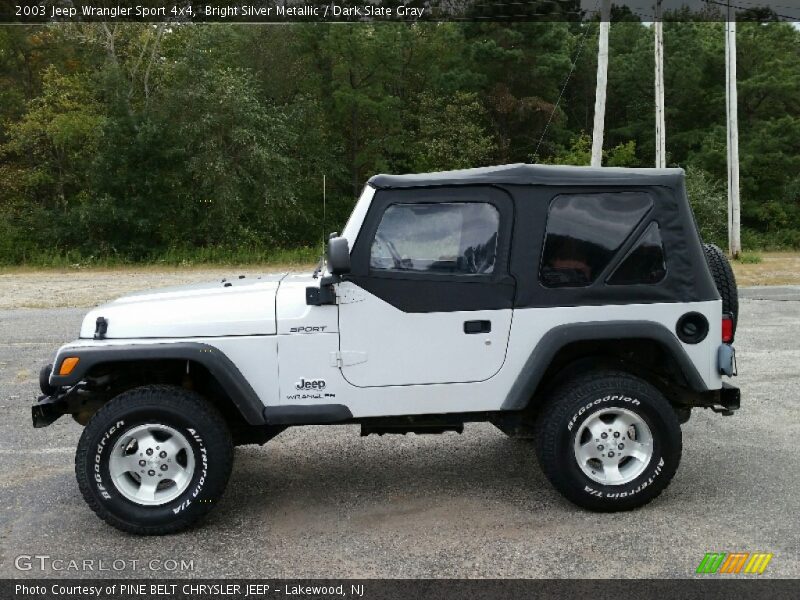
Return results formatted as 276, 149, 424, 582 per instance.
0, 18, 798, 264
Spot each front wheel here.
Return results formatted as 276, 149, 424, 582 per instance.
535, 371, 682, 511
75, 385, 233, 535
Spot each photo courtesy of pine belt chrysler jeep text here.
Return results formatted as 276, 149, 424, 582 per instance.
33, 164, 740, 534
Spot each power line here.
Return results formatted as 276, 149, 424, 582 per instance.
532, 5, 599, 162
703, 0, 799, 21
708, 0, 800, 13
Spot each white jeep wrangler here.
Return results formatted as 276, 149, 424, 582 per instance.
34, 164, 740, 535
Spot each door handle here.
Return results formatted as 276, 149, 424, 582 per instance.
464, 320, 491, 334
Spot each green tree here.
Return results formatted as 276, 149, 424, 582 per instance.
413, 92, 496, 172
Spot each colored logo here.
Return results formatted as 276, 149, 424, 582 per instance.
696, 552, 773, 575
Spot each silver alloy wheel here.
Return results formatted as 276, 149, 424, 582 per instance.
573, 407, 653, 486
108, 424, 195, 506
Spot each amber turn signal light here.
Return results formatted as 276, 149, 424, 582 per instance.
59, 356, 80, 376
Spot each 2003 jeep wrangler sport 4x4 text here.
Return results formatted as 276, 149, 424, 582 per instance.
34, 164, 740, 534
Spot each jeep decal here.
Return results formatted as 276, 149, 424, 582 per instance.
295, 378, 326, 391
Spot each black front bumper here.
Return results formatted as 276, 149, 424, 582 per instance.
31, 393, 70, 428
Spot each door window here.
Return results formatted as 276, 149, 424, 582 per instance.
370, 203, 499, 275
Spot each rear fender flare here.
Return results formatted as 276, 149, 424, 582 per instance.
501, 320, 708, 411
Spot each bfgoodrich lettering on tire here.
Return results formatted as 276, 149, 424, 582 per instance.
75, 385, 233, 535
535, 371, 681, 511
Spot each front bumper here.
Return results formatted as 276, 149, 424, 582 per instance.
32, 362, 76, 428
32, 392, 71, 428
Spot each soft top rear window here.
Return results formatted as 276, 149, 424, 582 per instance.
540, 192, 653, 288
607, 221, 667, 285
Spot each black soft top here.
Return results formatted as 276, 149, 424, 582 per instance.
368, 163, 685, 189
363, 163, 719, 309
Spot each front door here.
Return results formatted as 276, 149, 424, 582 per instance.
337, 186, 516, 388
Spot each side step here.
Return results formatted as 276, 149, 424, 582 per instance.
263, 404, 353, 426
361, 424, 464, 436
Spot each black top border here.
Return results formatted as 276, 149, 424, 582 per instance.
3, 578, 800, 600
1, 0, 799, 23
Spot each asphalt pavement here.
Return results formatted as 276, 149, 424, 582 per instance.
0, 291, 798, 578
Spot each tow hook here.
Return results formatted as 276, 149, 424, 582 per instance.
710, 382, 740, 416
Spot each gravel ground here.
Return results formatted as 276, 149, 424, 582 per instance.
0, 288, 798, 579
0, 267, 307, 310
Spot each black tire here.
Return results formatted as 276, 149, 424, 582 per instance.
703, 242, 739, 339
75, 385, 233, 535
535, 371, 682, 512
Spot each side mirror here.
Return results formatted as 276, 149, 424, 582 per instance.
327, 236, 351, 275
307, 236, 350, 306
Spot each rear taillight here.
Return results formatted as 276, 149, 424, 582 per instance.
722, 314, 734, 343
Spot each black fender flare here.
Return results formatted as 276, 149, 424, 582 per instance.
501, 320, 709, 411
49, 342, 267, 425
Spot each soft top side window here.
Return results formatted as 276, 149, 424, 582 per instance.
540, 192, 653, 288
370, 202, 499, 275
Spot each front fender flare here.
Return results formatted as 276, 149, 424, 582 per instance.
49, 342, 266, 425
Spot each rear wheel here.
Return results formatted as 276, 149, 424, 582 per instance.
703, 242, 739, 339
535, 371, 682, 511
75, 385, 233, 535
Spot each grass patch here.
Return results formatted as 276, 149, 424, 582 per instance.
736, 252, 763, 264
156, 246, 319, 267
731, 251, 800, 286
2, 246, 320, 270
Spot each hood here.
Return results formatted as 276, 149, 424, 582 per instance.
80, 274, 287, 339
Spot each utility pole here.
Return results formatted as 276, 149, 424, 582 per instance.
725, 1, 741, 257
654, 0, 666, 168
591, 0, 611, 167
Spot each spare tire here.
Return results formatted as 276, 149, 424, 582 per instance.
702, 243, 738, 339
